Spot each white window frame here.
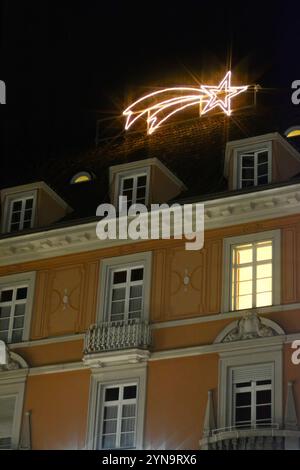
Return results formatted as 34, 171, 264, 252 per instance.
3, 190, 37, 233
0, 272, 36, 344
222, 230, 281, 313
218, 346, 283, 430
232, 142, 272, 190
97, 252, 152, 324
86, 365, 147, 450
114, 167, 150, 207
0, 379, 26, 449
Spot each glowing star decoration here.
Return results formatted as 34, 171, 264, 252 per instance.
123, 71, 248, 134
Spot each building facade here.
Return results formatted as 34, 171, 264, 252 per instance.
0, 113, 300, 450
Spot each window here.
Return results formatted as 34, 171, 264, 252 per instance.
223, 230, 280, 313
0, 395, 16, 449
97, 383, 137, 449
109, 267, 144, 322
70, 171, 94, 184
7, 196, 35, 232
119, 172, 149, 207
232, 365, 273, 429
238, 149, 271, 188
98, 252, 151, 324
0, 272, 35, 344
231, 240, 273, 310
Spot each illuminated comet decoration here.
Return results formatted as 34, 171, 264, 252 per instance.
123, 71, 248, 134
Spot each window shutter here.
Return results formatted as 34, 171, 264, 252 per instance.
232, 364, 273, 384
0, 396, 16, 449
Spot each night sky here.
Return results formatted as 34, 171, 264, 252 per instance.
0, 1, 300, 187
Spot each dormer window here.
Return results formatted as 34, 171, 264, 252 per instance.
119, 172, 149, 207
7, 193, 36, 233
238, 149, 271, 189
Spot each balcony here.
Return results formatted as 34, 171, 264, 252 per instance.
83, 319, 151, 367
200, 424, 300, 450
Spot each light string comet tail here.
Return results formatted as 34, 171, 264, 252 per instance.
123, 71, 248, 135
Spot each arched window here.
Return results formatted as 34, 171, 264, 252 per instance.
70, 171, 94, 184
285, 126, 300, 138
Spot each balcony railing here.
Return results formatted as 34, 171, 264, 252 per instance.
84, 319, 151, 354
200, 424, 300, 450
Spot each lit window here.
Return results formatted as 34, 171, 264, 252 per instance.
0, 396, 16, 449
8, 196, 35, 232
238, 149, 271, 188
231, 240, 273, 311
285, 127, 300, 138
119, 173, 148, 207
70, 171, 93, 184
98, 383, 138, 449
109, 266, 144, 322
232, 365, 273, 429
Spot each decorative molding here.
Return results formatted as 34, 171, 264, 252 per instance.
83, 348, 150, 369
0, 184, 300, 265
215, 312, 284, 343
0, 348, 28, 372
9, 333, 84, 350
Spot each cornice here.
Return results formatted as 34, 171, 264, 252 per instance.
0, 183, 299, 266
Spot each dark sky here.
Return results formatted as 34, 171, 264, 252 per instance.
0, 1, 300, 179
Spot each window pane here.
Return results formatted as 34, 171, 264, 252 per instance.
113, 271, 127, 284
136, 188, 146, 200
236, 392, 251, 407
13, 317, 24, 329
137, 175, 147, 186
11, 212, 21, 223
236, 246, 253, 264
130, 285, 142, 298
241, 155, 254, 167
236, 266, 253, 281
235, 280, 252, 296
123, 386, 137, 400
258, 151, 269, 164
12, 201, 22, 211
236, 294, 252, 310
120, 432, 135, 448
0, 318, 9, 330
103, 419, 117, 434
0, 290, 13, 303
11, 330, 23, 343
130, 268, 143, 282
242, 168, 254, 179
256, 243, 272, 261
105, 388, 119, 402
256, 405, 272, 421
121, 417, 135, 432
112, 288, 126, 301
236, 381, 251, 388
0, 306, 11, 319
257, 163, 268, 176
256, 390, 271, 405
104, 406, 118, 420
9, 224, 20, 232
25, 199, 33, 209
129, 298, 142, 312
235, 407, 251, 423
123, 178, 134, 190
241, 180, 254, 188
16, 287, 28, 300
257, 175, 268, 185
0, 332, 8, 342
102, 434, 116, 449
111, 301, 125, 315
14, 304, 26, 316
256, 291, 272, 307
257, 263, 272, 279
256, 277, 272, 293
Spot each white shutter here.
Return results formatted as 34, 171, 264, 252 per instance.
232, 364, 273, 384
0, 396, 16, 449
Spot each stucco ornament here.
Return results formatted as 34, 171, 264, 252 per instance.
0, 344, 21, 371
223, 311, 277, 342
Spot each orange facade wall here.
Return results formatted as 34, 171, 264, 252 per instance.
24, 370, 91, 450
145, 355, 219, 449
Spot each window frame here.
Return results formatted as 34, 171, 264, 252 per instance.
222, 230, 281, 313
0, 380, 26, 449
0, 272, 36, 344
114, 167, 150, 208
98, 382, 138, 449
97, 252, 152, 324
232, 142, 272, 190
3, 190, 37, 233
86, 365, 147, 450
218, 347, 283, 430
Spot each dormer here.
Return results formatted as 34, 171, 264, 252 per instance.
224, 132, 300, 190
109, 158, 186, 207
0, 182, 72, 234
